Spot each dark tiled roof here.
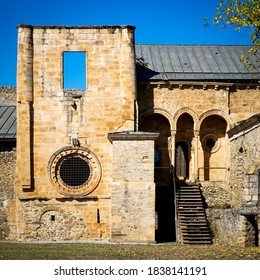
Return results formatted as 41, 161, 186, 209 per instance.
0, 105, 16, 139
135, 45, 260, 81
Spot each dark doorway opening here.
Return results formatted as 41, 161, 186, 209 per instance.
175, 141, 189, 180
139, 113, 176, 243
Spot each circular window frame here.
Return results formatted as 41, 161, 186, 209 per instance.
48, 146, 101, 196
202, 134, 221, 154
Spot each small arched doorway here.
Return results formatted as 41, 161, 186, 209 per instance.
175, 113, 194, 181
139, 113, 176, 243
175, 141, 189, 180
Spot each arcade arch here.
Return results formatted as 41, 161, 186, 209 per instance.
175, 113, 195, 181
199, 114, 228, 181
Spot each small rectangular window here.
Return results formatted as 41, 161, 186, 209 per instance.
63, 52, 86, 90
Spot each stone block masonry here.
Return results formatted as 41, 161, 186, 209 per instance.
108, 131, 159, 242
13, 25, 138, 241
1, 25, 260, 245
0, 86, 16, 240
0, 86, 16, 104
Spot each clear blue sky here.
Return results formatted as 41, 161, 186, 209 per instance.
0, 0, 252, 86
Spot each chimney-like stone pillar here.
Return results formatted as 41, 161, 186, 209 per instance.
108, 131, 159, 242
17, 25, 33, 190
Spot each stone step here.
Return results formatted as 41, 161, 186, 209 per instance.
176, 183, 212, 245
183, 240, 212, 244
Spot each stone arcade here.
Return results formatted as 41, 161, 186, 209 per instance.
0, 25, 260, 245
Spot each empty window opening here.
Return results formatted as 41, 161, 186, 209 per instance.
50, 215, 55, 222
63, 52, 86, 90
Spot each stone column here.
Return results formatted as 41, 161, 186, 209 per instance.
108, 131, 159, 242
194, 130, 199, 181
17, 25, 33, 190
171, 130, 176, 171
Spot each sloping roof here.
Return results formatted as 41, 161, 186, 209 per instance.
227, 113, 260, 139
0, 105, 16, 139
135, 45, 260, 81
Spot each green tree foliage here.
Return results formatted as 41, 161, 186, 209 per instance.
205, 0, 260, 69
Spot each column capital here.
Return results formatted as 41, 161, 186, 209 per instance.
194, 130, 200, 137
171, 130, 177, 137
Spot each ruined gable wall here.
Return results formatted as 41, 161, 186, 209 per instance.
13, 25, 137, 241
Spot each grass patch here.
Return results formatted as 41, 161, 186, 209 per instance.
0, 242, 260, 260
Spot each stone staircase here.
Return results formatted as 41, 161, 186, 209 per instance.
176, 183, 212, 244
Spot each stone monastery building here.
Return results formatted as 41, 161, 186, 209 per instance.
0, 25, 260, 245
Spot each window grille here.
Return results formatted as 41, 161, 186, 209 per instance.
59, 157, 91, 188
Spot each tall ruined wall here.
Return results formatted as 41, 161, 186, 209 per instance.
11, 25, 137, 241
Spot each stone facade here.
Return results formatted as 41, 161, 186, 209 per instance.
109, 132, 159, 242
9, 24, 139, 241
0, 86, 16, 240
137, 82, 260, 245
227, 114, 260, 246
0, 25, 260, 245
0, 148, 15, 240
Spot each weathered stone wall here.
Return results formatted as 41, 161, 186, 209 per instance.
0, 86, 16, 104
229, 121, 260, 208
0, 148, 15, 240
109, 133, 158, 242
12, 25, 137, 241
206, 209, 243, 244
0, 86, 16, 240
230, 88, 260, 123
205, 115, 260, 246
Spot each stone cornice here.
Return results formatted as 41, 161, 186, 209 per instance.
138, 80, 260, 90
17, 24, 136, 30
108, 130, 159, 141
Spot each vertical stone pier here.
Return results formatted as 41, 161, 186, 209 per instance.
108, 131, 159, 242
16, 25, 33, 190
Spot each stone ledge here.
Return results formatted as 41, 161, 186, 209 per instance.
18, 196, 99, 202
17, 24, 136, 30
240, 207, 260, 215
108, 130, 159, 141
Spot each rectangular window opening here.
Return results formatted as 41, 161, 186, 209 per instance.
63, 52, 86, 91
